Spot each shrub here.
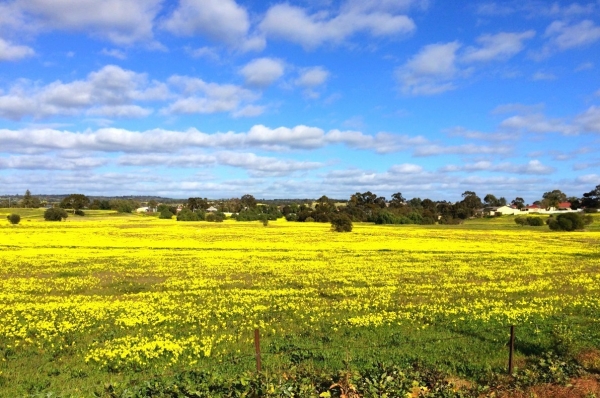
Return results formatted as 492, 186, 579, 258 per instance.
159, 210, 174, 219
176, 209, 199, 222
549, 212, 587, 231
514, 216, 527, 226
583, 208, 598, 213
7, 214, 20, 225
526, 216, 544, 226
44, 208, 68, 221
305, 217, 314, 222
74, 209, 85, 216
285, 213, 298, 222
205, 212, 225, 222
331, 214, 353, 232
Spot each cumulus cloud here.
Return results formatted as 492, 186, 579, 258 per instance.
3, 0, 162, 45
100, 48, 127, 59
462, 30, 535, 62
397, 30, 536, 95
396, 41, 461, 95
0, 38, 35, 61
545, 19, 600, 50
413, 143, 512, 156
162, 0, 264, 51
161, 75, 258, 116
532, 71, 557, 80
0, 65, 269, 120
0, 125, 429, 154
0, 155, 107, 170
439, 160, 555, 175
239, 58, 285, 88
296, 67, 330, 87
0, 65, 166, 120
575, 106, 600, 133
260, 2, 415, 49
499, 113, 576, 135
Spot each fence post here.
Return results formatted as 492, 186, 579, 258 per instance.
254, 328, 262, 372
508, 325, 515, 375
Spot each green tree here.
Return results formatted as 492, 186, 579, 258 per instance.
240, 194, 257, 209
177, 208, 200, 221
541, 189, 567, 210
389, 192, 405, 208
483, 194, 498, 207
159, 209, 174, 219
21, 190, 40, 208
548, 212, 591, 231
44, 208, 68, 221
511, 197, 525, 210
147, 200, 158, 211
331, 214, 353, 232
60, 194, 90, 212
187, 197, 208, 212
7, 214, 20, 224
582, 184, 600, 209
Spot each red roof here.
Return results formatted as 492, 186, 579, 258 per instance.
526, 204, 540, 209
558, 202, 571, 209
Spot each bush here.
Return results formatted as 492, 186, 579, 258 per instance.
74, 209, 85, 216
176, 209, 199, 221
159, 210, 174, 219
44, 208, 68, 221
526, 216, 544, 226
7, 214, 20, 225
515, 216, 527, 226
549, 212, 588, 231
205, 212, 225, 222
305, 217, 314, 222
331, 214, 353, 232
583, 208, 598, 213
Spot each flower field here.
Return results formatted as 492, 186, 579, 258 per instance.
0, 211, 599, 396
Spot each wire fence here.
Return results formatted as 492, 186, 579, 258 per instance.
179, 318, 600, 377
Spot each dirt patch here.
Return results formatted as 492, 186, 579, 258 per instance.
502, 376, 600, 398
578, 349, 600, 373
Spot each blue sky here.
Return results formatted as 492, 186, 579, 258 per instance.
0, 0, 599, 202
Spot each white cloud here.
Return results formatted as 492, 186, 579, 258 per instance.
260, 3, 415, 49
239, 58, 285, 88
0, 65, 271, 120
0, 155, 107, 170
232, 105, 266, 118
395, 41, 461, 95
0, 38, 35, 61
445, 126, 513, 141
216, 152, 323, 177
100, 48, 126, 59
440, 160, 555, 175
186, 46, 220, 61
462, 31, 535, 62
0, 125, 429, 154
532, 71, 557, 81
162, 0, 264, 51
6, 0, 162, 45
296, 66, 330, 87
413, 143, 512, 157
162, 75, 258, 116
546, 20, 600, 49
575, 106, 600, 133
0, 65, 166, 120
575, 62, 593, 71
500, 113, 576, 135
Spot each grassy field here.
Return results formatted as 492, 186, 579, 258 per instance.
0, 209, 599, 396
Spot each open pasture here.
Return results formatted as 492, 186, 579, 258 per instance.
0, 211, 599, 396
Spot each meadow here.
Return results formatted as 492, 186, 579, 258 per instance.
0, 209, 599, 397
